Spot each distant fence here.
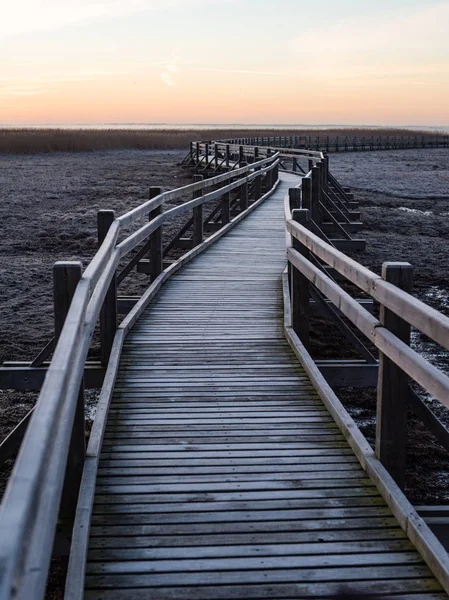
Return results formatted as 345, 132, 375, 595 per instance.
219, 133, 449, 153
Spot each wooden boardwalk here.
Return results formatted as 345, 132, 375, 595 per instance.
83, 174, 445, 599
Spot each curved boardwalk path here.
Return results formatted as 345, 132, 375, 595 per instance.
84, 174, 444, 598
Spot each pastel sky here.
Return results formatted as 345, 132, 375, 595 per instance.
1, 0, 448, 125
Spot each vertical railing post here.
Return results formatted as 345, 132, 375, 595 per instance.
323, 154, 329, 191
226, 144, 230, 169
192, 174, 204, 247
289, 188, 301, 210
311, 164, 322, 225
254, 167, 262, 199
240, 177, 249, 212
221, 191, 231, 225
214, 143, 219, 170
290, 209, 310, 348
239, 145, 244, 166
97, 209, 117, 367
195, 142, 200, 166
308, 159, 313, 173
148, 186, 163, 282
53, 261, 85, 521
301, 177, 312, 212
376, 262, 413, 489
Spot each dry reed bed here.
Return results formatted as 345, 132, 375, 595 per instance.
0, 127, 443, 154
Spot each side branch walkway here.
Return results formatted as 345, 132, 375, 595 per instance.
84, 175, 445, 599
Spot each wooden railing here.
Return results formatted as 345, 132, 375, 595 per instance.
217, 133, 449, 152
0, 152, 280, 600
284, 168, 449, 489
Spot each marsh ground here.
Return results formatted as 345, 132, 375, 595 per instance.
1, 146, 449, 505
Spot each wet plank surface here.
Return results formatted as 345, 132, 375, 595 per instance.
85, 174, 445, 598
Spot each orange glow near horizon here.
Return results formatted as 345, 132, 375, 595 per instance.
4, 71, 448, 127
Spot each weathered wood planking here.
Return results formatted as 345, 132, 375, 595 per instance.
83, 174, 445, 599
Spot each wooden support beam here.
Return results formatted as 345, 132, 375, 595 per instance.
214, 143, 219, 170
310, 297, 374, 317
0, 363, 105, 389
192, 174, 204, 247
291, 209, 310, 348
416, 507, 449, 552
376, 262, 413, 490
148, 187, 163, 282
329, 239, 366, 251
221, 191, 231, 225
240, 180, 249, 212
254, 169, 262, 199
321, 222, 363, 234
407, 387, 449, 455
301, 177, 312, 212
311, 164, 321, 225
316, 360, 379, 387
289, 187, 301, 210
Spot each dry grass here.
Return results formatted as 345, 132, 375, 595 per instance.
0, 127, 444, 154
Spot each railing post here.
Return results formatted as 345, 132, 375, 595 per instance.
53, 261, 85, 521
214, 143, 219, 170
289, 188, 301, 210
301, 177, 312, 211
239, 145, 244, 165
192, 174, 204, 246
240, 177, 249, 212
221, 189, 231, 224
226, 144, 230, 169
291, 209, 310, 348
195, 142, 200, 166
148, 186, 163, 282
323, 154, 329, 190
311, 164, 322, 225
376, 262, 413, 490
254, 168, 262, 199
273, 161, 279, 184
97, 209, 117, 367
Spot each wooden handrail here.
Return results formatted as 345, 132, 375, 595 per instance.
287, 219, 449, 352
287, 244, 449, 408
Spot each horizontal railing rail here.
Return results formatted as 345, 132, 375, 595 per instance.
0, 151, 280, 600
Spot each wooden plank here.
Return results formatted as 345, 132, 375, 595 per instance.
84, 584, 445, 600
84, 564, 432, 588
86, 526, 407, 550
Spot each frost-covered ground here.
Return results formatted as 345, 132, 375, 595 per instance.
329, 147, 449, 198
